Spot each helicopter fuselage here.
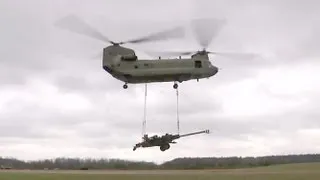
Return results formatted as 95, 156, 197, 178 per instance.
102, 45, 218, 89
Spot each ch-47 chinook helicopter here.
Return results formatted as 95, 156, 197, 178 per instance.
56, 16, 258, 89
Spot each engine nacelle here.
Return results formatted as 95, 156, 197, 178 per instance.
121, 54, 137, 61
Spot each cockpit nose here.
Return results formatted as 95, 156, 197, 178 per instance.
210, 66, 219, 76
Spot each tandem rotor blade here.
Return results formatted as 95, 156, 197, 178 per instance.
144, 50, 194, 57
143, 18, 262, 62
144, 18, 227, 58
191, 18, 226, 49
144, 50, 260, 61
119, 26, 185, 45
208, 51, 260, 60
54, 15, 115, 44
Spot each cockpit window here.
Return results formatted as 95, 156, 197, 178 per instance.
195, 61, 202, 68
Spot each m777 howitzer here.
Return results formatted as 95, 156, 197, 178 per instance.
133, 129, 210, 151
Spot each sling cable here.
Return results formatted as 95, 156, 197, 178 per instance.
141, 84, 180, 139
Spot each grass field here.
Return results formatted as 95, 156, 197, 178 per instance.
1, 162, 320, 180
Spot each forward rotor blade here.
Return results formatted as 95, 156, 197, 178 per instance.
119, 26, 185, 45
89, 51, 103, 60
55, 15, 114, 44
209, 51, 259, 60
191, 18, 226, 49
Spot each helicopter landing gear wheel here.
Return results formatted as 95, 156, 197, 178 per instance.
123, 83, 128, 89
160, 143, 170, 151
173, 83, 178, 89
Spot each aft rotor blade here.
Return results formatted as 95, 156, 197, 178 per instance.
209, 51, 260, 60
55, 15, 114, 44
191, 18, 226, 49
119, 26, 185, 45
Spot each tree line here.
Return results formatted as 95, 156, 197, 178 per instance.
1, 154, 319, 170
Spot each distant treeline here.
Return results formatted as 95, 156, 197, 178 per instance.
1, 154, 320, 170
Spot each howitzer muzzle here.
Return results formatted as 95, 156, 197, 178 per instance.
179, 129, 210, 138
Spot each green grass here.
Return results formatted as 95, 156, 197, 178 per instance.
1, 162, 320, 180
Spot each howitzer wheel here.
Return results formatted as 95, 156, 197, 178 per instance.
160, 143, 170, 151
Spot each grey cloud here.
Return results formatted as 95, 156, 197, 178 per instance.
147, 91, 223, 117
3, 0, 315, 88
1, 0, 320, 161
110, 98, 320, 142
2, 87, 317, 149
0, 124, 46, 139
0, 0, 187, 86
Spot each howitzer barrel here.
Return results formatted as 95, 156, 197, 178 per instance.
179, 129, 209, 138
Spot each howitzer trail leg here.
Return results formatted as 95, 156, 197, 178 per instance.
133, 143, 141, 151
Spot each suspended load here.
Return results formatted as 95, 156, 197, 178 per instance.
133, 130, 210, 151
135, 84, 210, 152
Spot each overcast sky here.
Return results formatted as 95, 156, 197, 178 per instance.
1, 0, 319, 164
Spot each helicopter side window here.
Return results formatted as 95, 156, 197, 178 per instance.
195, 61, 202, 68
